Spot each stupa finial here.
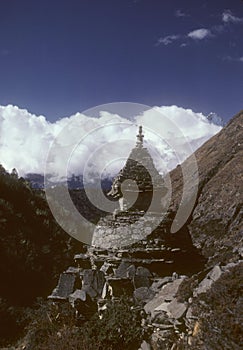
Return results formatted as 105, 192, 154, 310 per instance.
136, 125, 144, 148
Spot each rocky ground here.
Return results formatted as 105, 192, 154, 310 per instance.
170, 111, 243, 267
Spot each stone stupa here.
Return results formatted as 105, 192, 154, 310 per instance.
92, 126, 168, 248
107, 126, 166, 213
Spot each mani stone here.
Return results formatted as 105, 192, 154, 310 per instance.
167, 299, 187, 319
48, 273, 76, 301
82, 269, 105, 298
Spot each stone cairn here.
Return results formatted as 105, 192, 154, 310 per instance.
92, 126, 168, 249
48, 125, 207, 349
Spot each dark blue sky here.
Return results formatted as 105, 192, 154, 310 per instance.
0, 0, 242, 122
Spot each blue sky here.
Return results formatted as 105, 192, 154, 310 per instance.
0, 0, 242, 122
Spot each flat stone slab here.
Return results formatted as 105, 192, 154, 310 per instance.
144, 278, 185, 316
139, 340, 151, 350
193, 278, 212, 296
154, 302, 170, 313
69, 289, 86, 306
207, 265, 222, 282
150, 277, 172, 293
167, 299, 187, 319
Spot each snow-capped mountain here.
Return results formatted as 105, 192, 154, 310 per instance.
206, 112, 224, 127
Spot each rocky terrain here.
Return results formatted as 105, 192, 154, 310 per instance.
170, 110, 243, 266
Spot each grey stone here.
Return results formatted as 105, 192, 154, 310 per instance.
136, 266, 153, 277
154, 302, 170, 314
48, 273, 76, 300
207, 265, 222, 282
115, 261, 132, 278
69, 289, 86, 306
144, 278, 186, 316
127, 264, 136, 278
133, 275, 151, 289
100, 262, 113, 275
167, 299, 187, 319
139, 340, 151, 350
134, 287, 155, 302
186, 306, 193, 319
193, 278, 212, 296
222, 261, 241, 272
150, 277, 172, 293
152, 323, 174, 330
65, 266, 80, 274
82, 269, 105, 298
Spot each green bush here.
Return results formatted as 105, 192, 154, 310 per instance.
25, 298, 143, 350
192, 263, 243, 349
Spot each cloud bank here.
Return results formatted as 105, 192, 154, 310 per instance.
0, 104, 222, 179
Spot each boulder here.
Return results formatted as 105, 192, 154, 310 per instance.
133, 275, 151, 289
134, 287, 155, 303
136, 266, 152, 277
144, 278, 185, 316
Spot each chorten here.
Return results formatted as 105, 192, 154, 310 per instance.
108, 126, 166, 213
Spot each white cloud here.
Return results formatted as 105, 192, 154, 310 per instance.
0, 104, 222, 178
156, 35, 180, 46
157, 29, 212, 48
223, 55, 243, 63
157, 9, 242, 49
188, 28, 212, 40
222, 10, 243, 24
175, 9, 189, 18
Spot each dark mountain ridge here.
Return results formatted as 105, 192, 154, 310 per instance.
170, 110, 243, 266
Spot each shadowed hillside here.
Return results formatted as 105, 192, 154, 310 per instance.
170, 110, 243, 266
0, 167, 83, 344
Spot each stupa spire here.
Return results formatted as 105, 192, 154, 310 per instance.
136, 125, 144, 148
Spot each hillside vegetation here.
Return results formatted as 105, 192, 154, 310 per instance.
0, 166, 82, 345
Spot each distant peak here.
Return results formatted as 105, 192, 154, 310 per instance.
206, 112, 224, 127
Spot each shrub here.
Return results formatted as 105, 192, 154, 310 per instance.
192, 263, 243, 349
25, 298, 143, 350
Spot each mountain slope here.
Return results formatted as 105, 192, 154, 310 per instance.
170, 111, 243, 265
0, 167, 84, 345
